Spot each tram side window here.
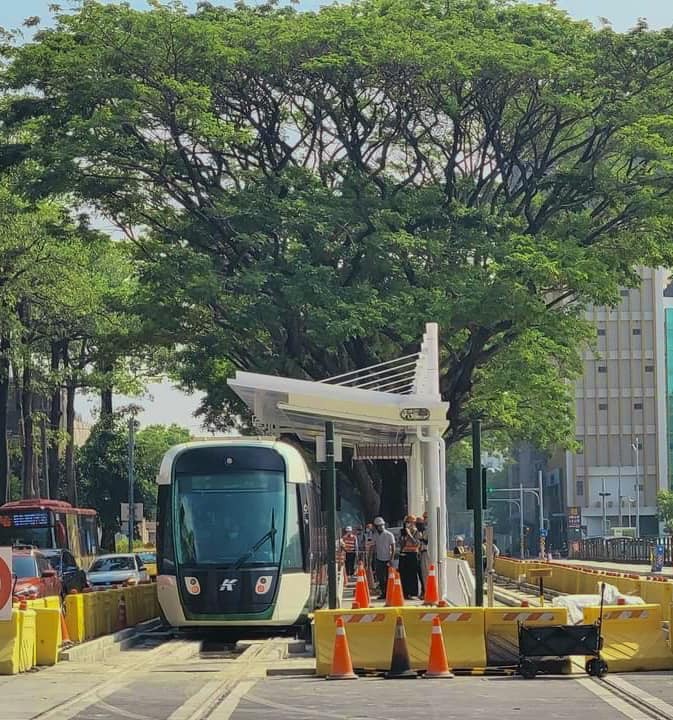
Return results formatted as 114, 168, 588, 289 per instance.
157, 485, 175, 574
282, 485, 303, 572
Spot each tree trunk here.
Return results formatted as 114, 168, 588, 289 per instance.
48, 340, 62, 499
351, 461, 383, 520
65, 379, 76, 504
100, 359, 113, 418
0, 334, 10, 503
21, 353, 35, 498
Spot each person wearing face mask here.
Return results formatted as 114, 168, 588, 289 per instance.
415, 514, 429, 596
372, 516, 395, 599
399, 514, 421, 599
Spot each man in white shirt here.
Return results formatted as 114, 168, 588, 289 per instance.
372, 516, 395, 599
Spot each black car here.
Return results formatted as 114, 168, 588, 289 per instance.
41, 549, 88, 595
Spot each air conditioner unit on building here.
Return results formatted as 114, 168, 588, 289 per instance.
593, 501, 601, 508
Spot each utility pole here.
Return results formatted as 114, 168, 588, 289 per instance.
519, 483, 525, 559
618, 465, 623, 528
632, 438, 641, 538
599, 477, 611, 537
472, 420, 484, 606
325, 421, 338, 609
537, 470, 545, 558
127, 418, 137, 553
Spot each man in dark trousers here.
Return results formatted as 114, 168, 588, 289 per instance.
372, 516, 395, 599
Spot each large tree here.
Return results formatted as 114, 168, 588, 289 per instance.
4, 0, 673, 512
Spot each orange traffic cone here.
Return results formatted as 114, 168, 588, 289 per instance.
354, 570, 369, 609
424, 616, 453, 678
60, 607, 72, 647
116, 594, 127, 631
423, 564, 439, 605
357, 563, 371, 606
385, 566, 396, 606
390, 570, 405, 607
327, 618, 358, 680
385, 616, 417, 679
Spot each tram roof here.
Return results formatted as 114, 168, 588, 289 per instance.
227, 324, 449, 447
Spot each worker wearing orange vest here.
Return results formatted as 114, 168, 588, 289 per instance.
340, 526, 359, 579
398, 515, 421, 599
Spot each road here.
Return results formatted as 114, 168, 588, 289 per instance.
2, 626, 673, 720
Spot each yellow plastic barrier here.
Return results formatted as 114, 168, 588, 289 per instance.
34, 607, 61, 666
400, 607, 486, 670
583, 603, 673, 672
65, 593, 86, 643
44, 596, 61, 611
0, 609, 22, 675
83, 591, 99, 640
639, 581, 673, 622
18, 607, 36, 673
484, 607, 568, 665
314, 607, 400, 675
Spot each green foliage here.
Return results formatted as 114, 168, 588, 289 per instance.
77, 416, 190, 546
4, 0, 673, 456
657, 490, 673, 531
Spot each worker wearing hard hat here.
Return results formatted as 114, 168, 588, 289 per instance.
372, 517, 395, 599
340, 526, 359, 580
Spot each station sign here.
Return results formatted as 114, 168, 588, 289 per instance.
567, 506, 581, 529
0, 547, 12, 621
399, 407, 430, 421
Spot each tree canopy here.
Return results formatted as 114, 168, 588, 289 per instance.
3, 0, 673, 461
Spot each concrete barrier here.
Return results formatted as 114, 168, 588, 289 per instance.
401, 607, 486, 670
583, 603, 673, 672
484, 607, 568, 665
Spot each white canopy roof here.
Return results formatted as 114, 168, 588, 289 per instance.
227, 323, 449, 447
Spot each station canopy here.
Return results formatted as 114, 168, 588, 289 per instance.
228, 324, 449, 460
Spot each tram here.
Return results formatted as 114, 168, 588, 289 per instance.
156, 438, 328, 631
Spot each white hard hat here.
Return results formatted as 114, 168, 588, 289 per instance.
345, 526, 352, 532
373, 517, 385, 526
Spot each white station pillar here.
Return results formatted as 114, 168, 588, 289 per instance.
407, 441, 424, 517
422, 432, 446, 596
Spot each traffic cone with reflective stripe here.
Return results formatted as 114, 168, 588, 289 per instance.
390, 570, 405, 607
326, 618, 358, 680
424, 616, 453, 678
357, 562, 370, 606
116, 594, 127, 631
385, 566, 396, 606
354, 569, 369, 609
385, 616, 416, 679
423, 564, 439, 605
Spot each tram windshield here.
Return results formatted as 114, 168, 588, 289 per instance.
175, 470, 285, 567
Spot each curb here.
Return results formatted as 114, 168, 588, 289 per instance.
59, 618, 163, 663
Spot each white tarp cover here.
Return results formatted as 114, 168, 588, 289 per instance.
552, 583, 645, 624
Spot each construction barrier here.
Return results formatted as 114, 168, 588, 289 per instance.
314, 607, 399, 675
34, 607, 61, 667
400, 607, 486, 670
0, 583, 159, 675
639, 580, 673, 622
583, 603, 673, 672
484, 607, 568, 665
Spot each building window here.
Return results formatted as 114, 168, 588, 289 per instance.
634, 402, 643, 410
576, 481, 584, 496
632, 328, 641, 335
645, 365, 654, 372
598, 403, 608, 410
598, 366, 607, 373
620, 289, 629, 297
597, 328, 606, 336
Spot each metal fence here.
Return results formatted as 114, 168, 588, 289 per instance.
572, 537, 673, 564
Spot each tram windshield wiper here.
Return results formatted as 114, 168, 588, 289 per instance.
232, 509, 276, 570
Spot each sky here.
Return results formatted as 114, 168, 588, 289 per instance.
1, 0, 671, 431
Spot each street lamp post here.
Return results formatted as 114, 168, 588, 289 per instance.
599, 477, 611, 537
632, 438, 641, 537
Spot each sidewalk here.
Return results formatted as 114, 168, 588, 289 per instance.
555, 558, 673, 577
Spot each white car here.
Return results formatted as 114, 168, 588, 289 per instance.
87, 553, 149, 588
